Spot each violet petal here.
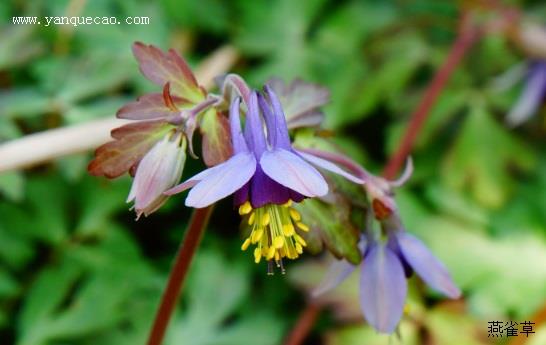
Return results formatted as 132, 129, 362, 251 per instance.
244, 92, 267, 156
229, 97, 248, 154
167, 152, 256, 207
296, 150, 364, 184
263, 85, 292, 150
313, 259, 356, 297
507, 62, 546, 126
360, 244, 407, 334
396, 233, 461, 299
260, 148, 328, 197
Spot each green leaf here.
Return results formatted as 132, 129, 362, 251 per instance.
295, 198, 361, 264
18, 260, 82, 343
167, 250, 284, 345
161, 0, 229, 33
411, 216, 546, 318
0, 171, 25, 201
0, 268, 19, 298
442, 103, 535, 208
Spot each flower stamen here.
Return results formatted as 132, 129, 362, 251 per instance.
239, 200, 309, 273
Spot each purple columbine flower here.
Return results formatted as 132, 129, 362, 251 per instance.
507, 61, 546, 126
166, 86, 362, 271
313, 161, 460, 333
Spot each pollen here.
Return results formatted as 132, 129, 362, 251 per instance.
239, 201, 252, 215
240, 200, 310, 272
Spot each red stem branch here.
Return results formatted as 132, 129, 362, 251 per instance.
284, 302, 321, 345
147, 206, 214, 345
284, 11, 481, 345
382, 12, 480, 179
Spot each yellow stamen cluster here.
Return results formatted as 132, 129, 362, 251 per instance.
239, 200, 309, 272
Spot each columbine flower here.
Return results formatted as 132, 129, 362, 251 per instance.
314, 160, 460, 333
506, 61, 546, 126
166, 86, 362, 272
127, 130, 186, 219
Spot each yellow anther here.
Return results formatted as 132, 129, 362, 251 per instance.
254, 247, 262, 263
273, 236, 284, 249
261, 213, 270, 226
296, 222, 309, 232
403, 304, 410, 315
295, 234, 307, 246
289, 209, 301, 221
251, 228, 264, 243
282, 224, 295, 236
239, 201, 252, 215
267, 246, 276, 260
287, 247, 297, 259
241, 238, 251, 251
240, 201, 312, 267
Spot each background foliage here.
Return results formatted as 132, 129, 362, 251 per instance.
1, 0, 546, 344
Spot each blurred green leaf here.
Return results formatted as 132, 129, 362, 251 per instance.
168, 250, 284, 345
0, 171, 25, 201
443, 103, 535, 208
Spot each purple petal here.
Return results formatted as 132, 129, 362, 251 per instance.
164, 161, 218, 196
232, 167, 306, 208
312, 259, 356, 297
244, 92, 267, 156
296, 150, 364, 184
263, 85, 291, 150
166, 152, 256, 207
396, 233, 461, 299
250, 165, 304, 208
260, 148, 328, 197
229, 97, 248, 154
507, 62, 546, 126
360, 244, 407, 334
257, 93, 277, 148
386, 237, 413, 278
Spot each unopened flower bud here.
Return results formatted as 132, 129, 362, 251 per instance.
127, 131, 187, 218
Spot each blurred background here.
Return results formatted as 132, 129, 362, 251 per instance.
1, 0, 546, 344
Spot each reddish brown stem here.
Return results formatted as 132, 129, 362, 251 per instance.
147, 206, 214, 345
284, 302, 321, 345
382, 12, 480, 180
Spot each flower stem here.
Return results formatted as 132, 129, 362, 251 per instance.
147, 205, 214, 345
382, 11, 480, 180
283, 302, 321, 345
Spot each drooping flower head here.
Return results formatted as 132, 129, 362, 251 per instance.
166, 86, 362, 272
313, 158, 460, 333
89, 42, 229, 218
